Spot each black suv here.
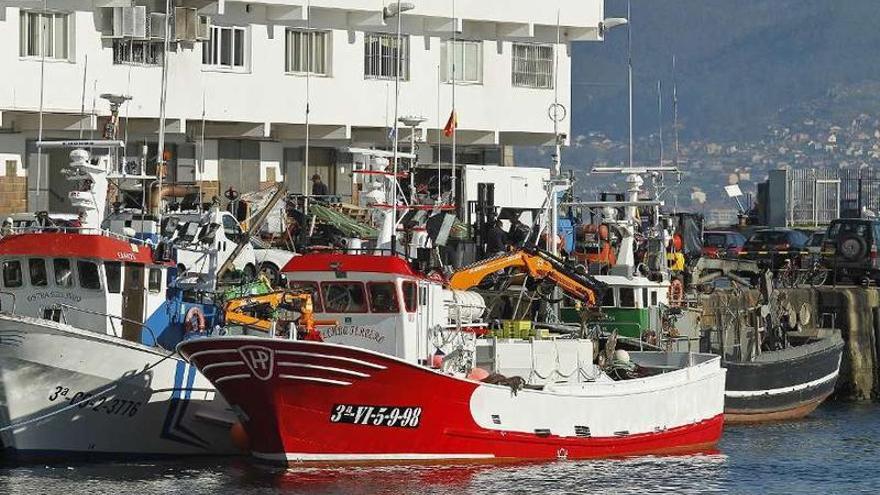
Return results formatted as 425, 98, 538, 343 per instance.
823, 218, 880, 282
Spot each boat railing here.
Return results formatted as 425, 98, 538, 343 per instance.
0, 291, 16, 314
49, 303, 163, 350
9, 226, 149, 246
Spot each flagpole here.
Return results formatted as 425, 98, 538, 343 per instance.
303, 0, 312, 215
450, 0, 457, 212
391, 0, 404, 255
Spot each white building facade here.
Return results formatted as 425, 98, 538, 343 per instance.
0, 0, 604, 214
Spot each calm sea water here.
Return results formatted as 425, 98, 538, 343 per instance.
2, 402, 878, 495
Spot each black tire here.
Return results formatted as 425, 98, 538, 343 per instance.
839, 234, 867, 261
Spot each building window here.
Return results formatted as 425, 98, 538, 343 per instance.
202, 25, 247, 69
364, 32, 408, 80
112, 40, 163, 66
442, 40, 482, 84
511, 43, 554, 89
19, 11, 69, 60
285, 29, 329, 75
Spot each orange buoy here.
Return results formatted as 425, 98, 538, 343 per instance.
467, 367, 490, 381
230, 422, 251, 452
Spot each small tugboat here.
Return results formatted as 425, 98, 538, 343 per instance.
179, 250, 726, 463
0, 141, 237, 458
702, 275, 844, 423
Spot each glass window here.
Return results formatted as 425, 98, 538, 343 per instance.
288, 281, 323, 312
77, 261, 101, 290
650, 291, 658, 306
285, 29, 330, 75
368, 282, 399, 313
364, 33, 408, 80
29, 259, 48, 287
642, 288, 648, 308
105, 261, 122, 294
53, 259, 73, 287
619, 288, 635, 308
2, 261, 23, 288
402, 281, 417, 312
112, 40, 164, 66
202, 25, 247, 69
148, 268, 162, 293
511, 43, 554, 89
442, 40, 482, 84
19, 11, 69, 60
322, 282, 367, 313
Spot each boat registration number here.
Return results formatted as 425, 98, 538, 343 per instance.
329, 404, 422, 428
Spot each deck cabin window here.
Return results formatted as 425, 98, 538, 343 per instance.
77, 261, 101, 290
402, 281, 417, 313
29, 259, 48, 287
53, 259, 72, 287
288, 281, 323, 312
322, 282, 367, 313
368, 282, 399, 313
619, 288, 636, 308
601, 289, 617, 308
105, 262, 122, 294
642, 288, 649, 308
148, 268, 162, 293
2, 261, 22, 288
650, 290, 658, 306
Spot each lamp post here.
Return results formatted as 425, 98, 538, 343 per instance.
384, 1, 415, 254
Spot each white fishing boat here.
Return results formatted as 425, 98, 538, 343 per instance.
0, 142, 237, 458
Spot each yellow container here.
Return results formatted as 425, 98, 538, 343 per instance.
502, 320, 533, 339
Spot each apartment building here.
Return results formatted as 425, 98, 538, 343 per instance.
0, 0, 604, 214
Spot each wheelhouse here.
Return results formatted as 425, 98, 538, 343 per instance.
0, 231, 171, 345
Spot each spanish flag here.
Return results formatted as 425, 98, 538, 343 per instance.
443, 109, 458, 137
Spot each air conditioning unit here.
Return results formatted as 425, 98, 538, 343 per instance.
102, 6, 147, 39
148, 13, 167, 41
173, 7, 198, 41
197, 15, 211, 41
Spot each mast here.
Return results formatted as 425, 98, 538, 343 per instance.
303, 0, 312, 213
673, 54, 680, 168
657, 79, 663, 166
391, 0, 404, 254
450, 0, 457, 212
155, 0, 173, 225
626, 0, 633, 170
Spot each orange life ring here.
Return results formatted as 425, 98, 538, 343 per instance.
184, 306, 206, 333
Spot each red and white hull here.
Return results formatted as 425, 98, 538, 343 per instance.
179, 337, 726, 464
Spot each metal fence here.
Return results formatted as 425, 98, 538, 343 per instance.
788, 169, 840, 227
840, 168, 880, 218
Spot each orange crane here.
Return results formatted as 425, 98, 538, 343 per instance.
223, 290, 333, 339
448, 248, 606, 307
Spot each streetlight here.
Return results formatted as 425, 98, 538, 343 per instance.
385, 1, 415, 254
600, 6, 632, 169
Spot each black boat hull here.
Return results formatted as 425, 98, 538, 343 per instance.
723, 333, 844, 423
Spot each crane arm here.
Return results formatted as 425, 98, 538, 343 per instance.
224, 290, 332, 337
448, 248, 606, 307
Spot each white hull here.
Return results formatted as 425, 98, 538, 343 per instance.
0, 314, 238, 458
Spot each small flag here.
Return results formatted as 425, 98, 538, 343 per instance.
443, 109, 458, 137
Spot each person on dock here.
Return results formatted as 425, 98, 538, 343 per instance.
311, 174, 329, 197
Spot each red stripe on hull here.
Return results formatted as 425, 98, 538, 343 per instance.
180, 338, 724, 464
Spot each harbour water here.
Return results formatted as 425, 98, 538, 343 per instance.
1, 402, 877, 494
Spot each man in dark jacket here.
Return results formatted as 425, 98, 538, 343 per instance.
311, 174, 329, 196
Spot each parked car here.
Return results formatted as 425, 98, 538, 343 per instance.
806, 230, 826, 255
741, 228, 810, 268
822, 218, 880, 283
702, 230, 747, 258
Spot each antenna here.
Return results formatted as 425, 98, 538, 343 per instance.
657, 79, 663, 166
155, 0, 173, 225
672, 54, 680, 168
304, 0, 312, 214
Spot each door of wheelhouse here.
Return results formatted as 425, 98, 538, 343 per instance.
122, 263, 145, 342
